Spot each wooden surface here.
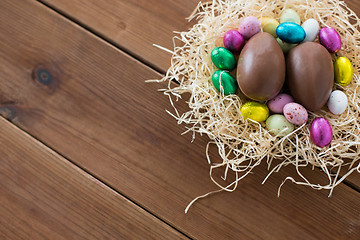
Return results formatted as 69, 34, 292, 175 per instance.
0, 117, 187, 240
0, 0, 359, 239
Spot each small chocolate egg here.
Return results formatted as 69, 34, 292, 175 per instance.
212, 70, 238, 95
283, 103, 308, 125
260, 17, 279, 37
302, 19, 320, 42
276, 38, 298, 54
334, 57, 353, 86
240, 102, 269, 122
238, 16, 261, 40
237, 32, 285, 101
266, 114, 295, 136
286, 42, 334, 111
280, 9, 301, 25
211, 47, 237, 70
327, 90, 348, 115
223, 30, 245, 55
268, 93, 294, 113
310, 118, 332, 148
276, 22, 306, 44
319, 27, 341, 53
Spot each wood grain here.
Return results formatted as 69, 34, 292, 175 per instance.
39, 0, 360, 73
0, 118, 188, 240
39, 0, 198, 73
0, 0, 360, 239
40, 0, 360, 189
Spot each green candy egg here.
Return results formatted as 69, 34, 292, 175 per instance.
266, 114, 295, 136
212, 70, 238, 95
211, 47, 237, 70
277, 38, 297, 54
280, 9, 301, 25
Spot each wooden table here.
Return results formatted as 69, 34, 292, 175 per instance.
1, 1, 360, 239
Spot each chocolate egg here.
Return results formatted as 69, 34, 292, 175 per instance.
286, 42, 334, 111
237, 32, 285, 101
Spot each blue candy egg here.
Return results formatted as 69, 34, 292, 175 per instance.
276, 22, 306, 44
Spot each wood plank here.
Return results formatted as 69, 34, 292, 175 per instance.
39, 0, 198, 72
39, 0, 360, 73
0, 0, 360, 239
39, 0, 360, 189
0, 117, 188, 240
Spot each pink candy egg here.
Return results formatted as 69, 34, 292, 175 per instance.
238, 16, 261, 40
283, 103, 308, 125
310, 118, 333, 148
319, 27, 342, 53
267, 93, 294, 113
223, 30, 245, 55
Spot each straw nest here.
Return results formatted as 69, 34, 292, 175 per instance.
153, 0, 360, 211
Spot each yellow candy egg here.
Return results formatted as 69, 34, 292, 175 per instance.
240, 102, 269, 122
260, 17, 280, 37
334, 57, 353, 86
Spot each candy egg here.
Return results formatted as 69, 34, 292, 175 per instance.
334, 57, 353, 86
237, 32, 285, 101
287, 42, 334, 111
276, 22, 306, 44
302, 19, 320, 42
212, 70, 238, 95
238, 16, 261, 40
223, 30, 245, 55
319, 27, 342, 53
283, 103, 308, 125
260, 17, 279, 37
280, 9, 301, 25
240, 102, 269, 122
266, 114, 295, 136
310, 118, 332, 148
211, 47, 237, 70
268, 93, 294, 113
276, 38, 297, 53
328, 90, 348, 115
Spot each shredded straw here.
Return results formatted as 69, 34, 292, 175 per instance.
150, 0, 360, 213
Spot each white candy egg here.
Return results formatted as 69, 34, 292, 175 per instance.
328, 90, 348, 115
302, 19, 320, 42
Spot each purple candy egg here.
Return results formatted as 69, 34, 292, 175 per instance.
223, 30, 245, 55
319, 27, 342, 53
267, 93, 294, 113
238, 16, 261, 40
310, 118, 333, 148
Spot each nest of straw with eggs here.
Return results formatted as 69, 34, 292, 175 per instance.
152, 0, 360, 209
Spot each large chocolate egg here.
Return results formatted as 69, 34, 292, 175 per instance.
237, 32, 285, 101
287, 42, 334, 111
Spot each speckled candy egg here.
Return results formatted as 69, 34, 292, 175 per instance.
276, 22, 306, 44
238, 16, 261, 40
302, 19, 320, 42
212, 70, 238, 95
266, 114, 295, 136
211, 47, 237, 70
319, 27, 342, 53
240, 102, 269, 122
268, 93, 294, 113
280, 9, 301, 25
328, 90, 348, 115
310, 118, 332, 148
334, 56, 353, 86
223, 30, 245, 55
283, 103, 308, 125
